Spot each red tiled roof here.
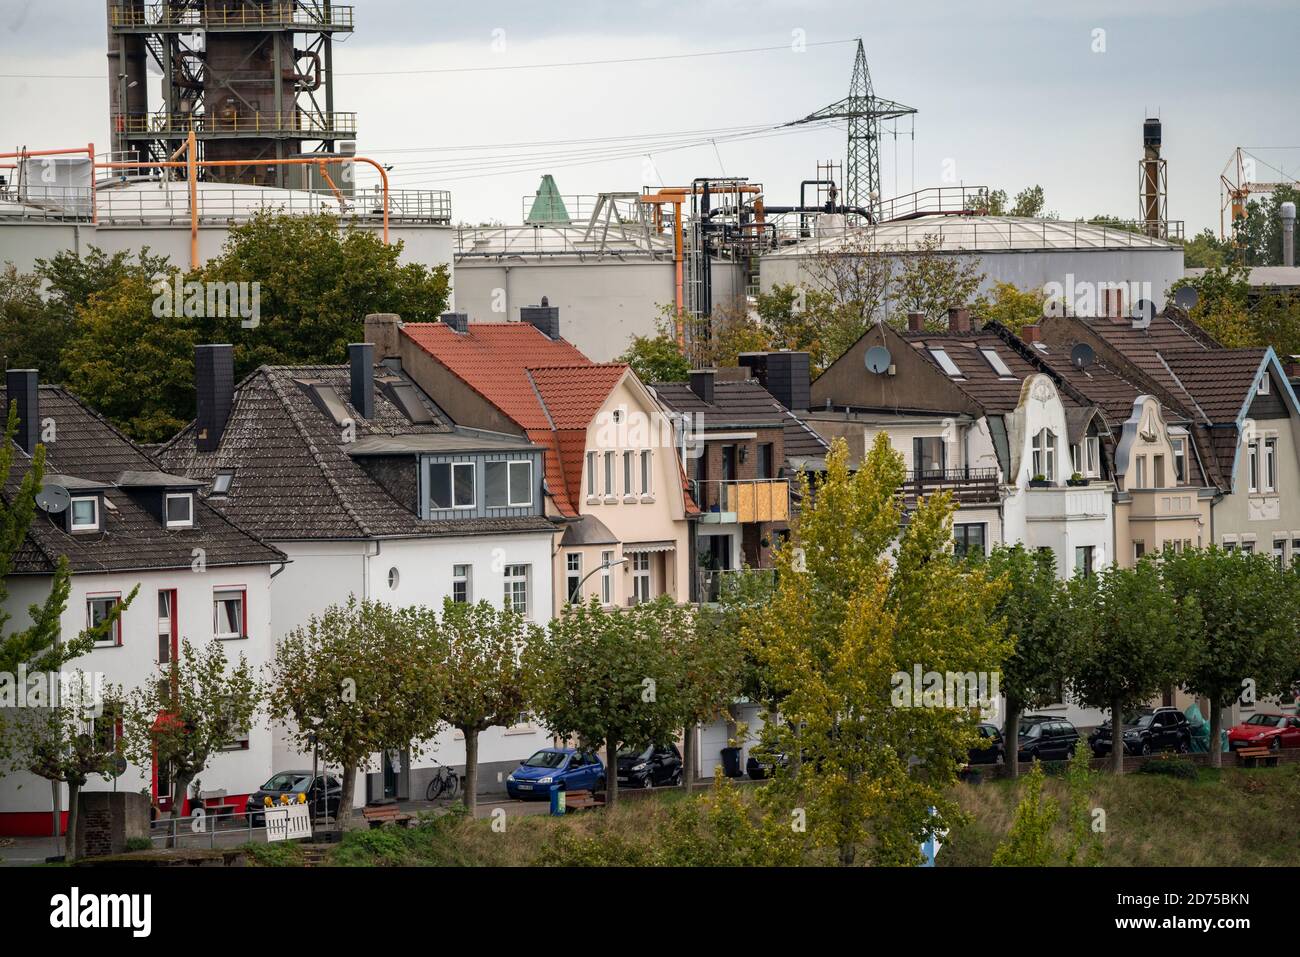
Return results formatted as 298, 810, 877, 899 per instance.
529, 365, 629, 430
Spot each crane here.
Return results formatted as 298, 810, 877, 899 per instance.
1220, 147, 1296, 239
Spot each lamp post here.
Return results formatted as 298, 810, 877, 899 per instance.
575, 557, 628, 603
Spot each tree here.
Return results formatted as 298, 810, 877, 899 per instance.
1065, 560, 1187, 774
983, 545, 1071, 778
526, 596, 691, 808
1180, 228, 1232, 268
974, 282, 1048, 334
991, 761, 1057, 866
268, 599, 443, 826
1162, 546, 1300, 768
795, 231, 895, 362
36, 246, 173, 329
119, 637, 257, 841
891, 234, 985, 329
0, 266, 64, 376
617, 320, 691, 384
684, 296, 773, 369
416, 599, 539, 814
746, 435, 1011, 865
1232, 185, 1300, 266
970, 185, 1056, 219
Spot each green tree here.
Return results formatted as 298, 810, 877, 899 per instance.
0, 266, 64, 375
617, 320, 691, 383
268, 599, 444, 826
1181, 228, 1232, 268
1162, 546, 1300, 768
992, 761, 1058, 866
119, 637, 258, 841
974, 282, 1048, 334
1063, 737, 1102, 866
37, 246, 173, 328
1065, 559, 1187, 774
746, 435, 1011, 865
971, 185, 1056, 219
891, 234, 985, 330
984, 545, 1070, 778
526, 596, 691, 807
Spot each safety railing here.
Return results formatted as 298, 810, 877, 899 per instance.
113, 111, 357, 136
772, 217, 1185, 250
876, 185, 989, 222
149, 805, 338, 849
900, 467, 1001, 505
693, 478, 790, 523
455, 223, 671, 258
110, 2, 354, 29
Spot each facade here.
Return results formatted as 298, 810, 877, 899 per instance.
0, 374, 283, 835
156, 346, 557, 804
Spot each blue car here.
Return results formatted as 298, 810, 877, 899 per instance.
505, 748, 605, 800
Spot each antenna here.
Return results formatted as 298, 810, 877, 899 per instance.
1131, 299, 1157, 329
35, 483, 70, 514
1172, 286, 1199, 311
864, 345, 893, 374
1070, 343, 1095, 371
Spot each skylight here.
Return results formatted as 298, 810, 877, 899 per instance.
211, 471, 234, 496
981, 348, 1014, 377
929, 348, 963, 377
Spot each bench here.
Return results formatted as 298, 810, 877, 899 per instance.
198, 789, 236, 823
362, 803, 413, 828
1236, 746, 1279, 768
563, 789, 605, 812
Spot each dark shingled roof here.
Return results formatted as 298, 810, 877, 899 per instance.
3, 385, 283, 575
157, 365, 556, 541
901, 329, 1054, 413
1161, 348, 1268, 424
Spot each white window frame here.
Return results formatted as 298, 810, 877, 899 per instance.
640, 449, 653, 496
452, 564, 472, 603
1135, 455, 1147, 488
211, 470, 234, 496
1172, 437, 1186, 484
623, 450, 635, 496
1248, 441, 1259, 493
601, 549, 614, 605
486, 459, 533, 508
1264, 437, 1278, 493
165, 492, 194, 529
1031, 429, 1056, 481
70, 496, 99, 532
1259, 374, 1270, 396
980, 348, 1014, 377
603, 451, 615, 497
87, 593, 122, 647
429, 461, 476, 510
929, 348, 963, 378
587, 451, 597, 497
213, 588, 246, 640
566, 552, 582, 605
504, 564, 531, 618
632, 552, 652, 604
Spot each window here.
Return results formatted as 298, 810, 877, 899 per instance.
485, 460, 532, 508
1031, 429, 1056, 481
504, 564, 530, 618
632, 553, 652, 604
587, 451, 597, 497
387, 567, 400, 590
219, 697, 250, 752
1248, 442, 1259, 493
89, 702, 122, 755
1259, 374, 1270, 396
1274, 539, 1286, 569
566, 552, 582, 604
623, 450, 635, 496
953, 523, 986, 559
1153, 454, 1165, 489
1134, 540, 1146, 560
1172, 438, 1186, 484
1074, 545, 1095, 577
1241, 540, 1256, 555
601, 550, 614, 605
211, 470, 234, 496
213, 589, 246, 640
913, 436, 945, 476
429, 461, 475, 510
603, 451, 615, 496
70, 496, 99, 532
88, 595, 122, 647
981, 348, 1014, 377
452, 564, 472, 603
157, 590, 176, 665
1264, 438, 1278, 493
929, 348, 963, 378
1293, 539, 1300, 569
640, 450, 653, 495
758, 443, 775, 479
1135, 455, 1147, 488
165, 492, 193, 528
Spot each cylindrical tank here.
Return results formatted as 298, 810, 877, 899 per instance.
1282, 201, 1296, 268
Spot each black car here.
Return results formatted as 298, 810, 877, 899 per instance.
968, 722, 1005, 765
1089, 707, 1190, 757
616, 743, 683, 788
246, 771, 342, 827
746, 749, 789, 780
1017, 718, 1080, 762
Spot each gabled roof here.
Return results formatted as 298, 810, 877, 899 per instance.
157, 365, 555, 541
1160, 348, 1270, 423
528, 365, 628, 430
901, 329, 1050, 413
3, 385, 283, 575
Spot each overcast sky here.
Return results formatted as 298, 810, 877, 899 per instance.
2, 0, 1296, 234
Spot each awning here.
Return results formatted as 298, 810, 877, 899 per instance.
622, 540, 676, 554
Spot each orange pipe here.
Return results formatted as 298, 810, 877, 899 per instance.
638, 192, 686, 344
316, 160, 346, 207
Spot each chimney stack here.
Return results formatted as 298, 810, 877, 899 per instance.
688, 369, 715, 404
440, 311, 469, 334
364, 313, 402, 361
907, 312, 926, 332
195, 344, 234, 452
1021, 324, 1042, 344
947, 307, 972, 333
738, 351, 811, 412
521, 296, 561, 340
5, 369, 38, 455
349, 343, 374, 420
1282, 201, 1296, 268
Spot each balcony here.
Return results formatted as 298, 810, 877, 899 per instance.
693, 479, 790, 524
697, 567, 778, 605
1024, 482, 1113, 521
110, 3, 354, 31
1126, 487, 1199, 521
900, 467, 1000, 506
114, 111, 358, 139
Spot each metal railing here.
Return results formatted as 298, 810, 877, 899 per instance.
149, 805, 336, 849
876, 185, 989, 222
900, 467, 1001, 505
455, 223, 671, 258
771, 217, 1186, 250
110, 2, 354, 29
692, 478, 791, 523
114, 111, 358, 136
697, 567, 778, 604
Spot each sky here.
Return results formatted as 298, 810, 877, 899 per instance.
2, 0, 1297, 235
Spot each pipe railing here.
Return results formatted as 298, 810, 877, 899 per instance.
110, 2, 354, 29
113, 111, 358, 136
772, 218, 1186, 250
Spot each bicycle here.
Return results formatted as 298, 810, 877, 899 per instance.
425, 762, 460, 802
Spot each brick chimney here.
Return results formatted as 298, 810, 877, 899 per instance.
1021, 324, 1042, 344
907, 312, 926, 332
947, 307, 972, 333
364, 313, 402, 361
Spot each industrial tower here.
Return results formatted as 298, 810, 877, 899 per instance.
788, 39, 915, 218
105, 1, 355, 188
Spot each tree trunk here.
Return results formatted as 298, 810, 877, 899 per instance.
1004, 699, 1021, 779
1209, 699, 1223, 769
50, 780, 60, 854
605, 735, 619, 808
65, 783, 80, 860
169, 771, 194, 848
682, 723, 696, 792
462, 727, 479, 815
1111, 695, 1124, 775
338, 763, 358, 830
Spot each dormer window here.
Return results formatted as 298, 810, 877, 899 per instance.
485, 460, 532, 508
429, 461, 475, 510
70, 496, 99, 532
165, 492, 194, 528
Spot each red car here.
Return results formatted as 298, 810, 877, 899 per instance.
1227, 712, 1300, 752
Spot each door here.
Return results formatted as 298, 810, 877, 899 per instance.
1285, 717, 1300, 749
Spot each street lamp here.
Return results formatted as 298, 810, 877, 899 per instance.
575, 557, 627, 601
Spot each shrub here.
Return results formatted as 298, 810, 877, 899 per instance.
124, 837, 152, 852
1137, 756, 1198, 780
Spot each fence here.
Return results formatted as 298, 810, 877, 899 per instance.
110, 3, 354, 29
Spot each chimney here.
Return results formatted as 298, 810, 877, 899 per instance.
688, 369, 715, 404
739, 351, 810, 412
440, 311, 469, 334
349, 343, 374, 420
5, 369, 38, 455
195, 344, 234, 452
520, 296, 561, 340
907, 312, 926, 332
1282, 201, 1296, 268
1021, 324, 1042, 344
364, 313, 402, 361
947, 307, 972, 333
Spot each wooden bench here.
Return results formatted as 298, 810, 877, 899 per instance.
563, 789, 605, 812
1236, 746, 1279, 768
362, 803, 413, 828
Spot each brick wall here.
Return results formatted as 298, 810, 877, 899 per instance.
74, 791, 151, 858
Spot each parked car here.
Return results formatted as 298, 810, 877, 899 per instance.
968, 722, 1005, 765
505, 748, 605, 800
246, 771, 342, 827
1228, 712, 1300, 752
616, 743, 683, 789
746, 750, 789, 780
1089, 707, 1191, 757
1017, 718, 1080, 762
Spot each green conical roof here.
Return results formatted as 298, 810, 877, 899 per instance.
526, 174, 571, 225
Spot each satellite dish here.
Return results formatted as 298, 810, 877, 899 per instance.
1070, 343, 1095, 371
1131, 298, 1157, 329
1173, 286, 1199, 311
35, 484, 70, 515
864, 346, 893, 374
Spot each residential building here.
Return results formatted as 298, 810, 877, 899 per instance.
0, 371, 283, 835
156, 344, 557, 804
